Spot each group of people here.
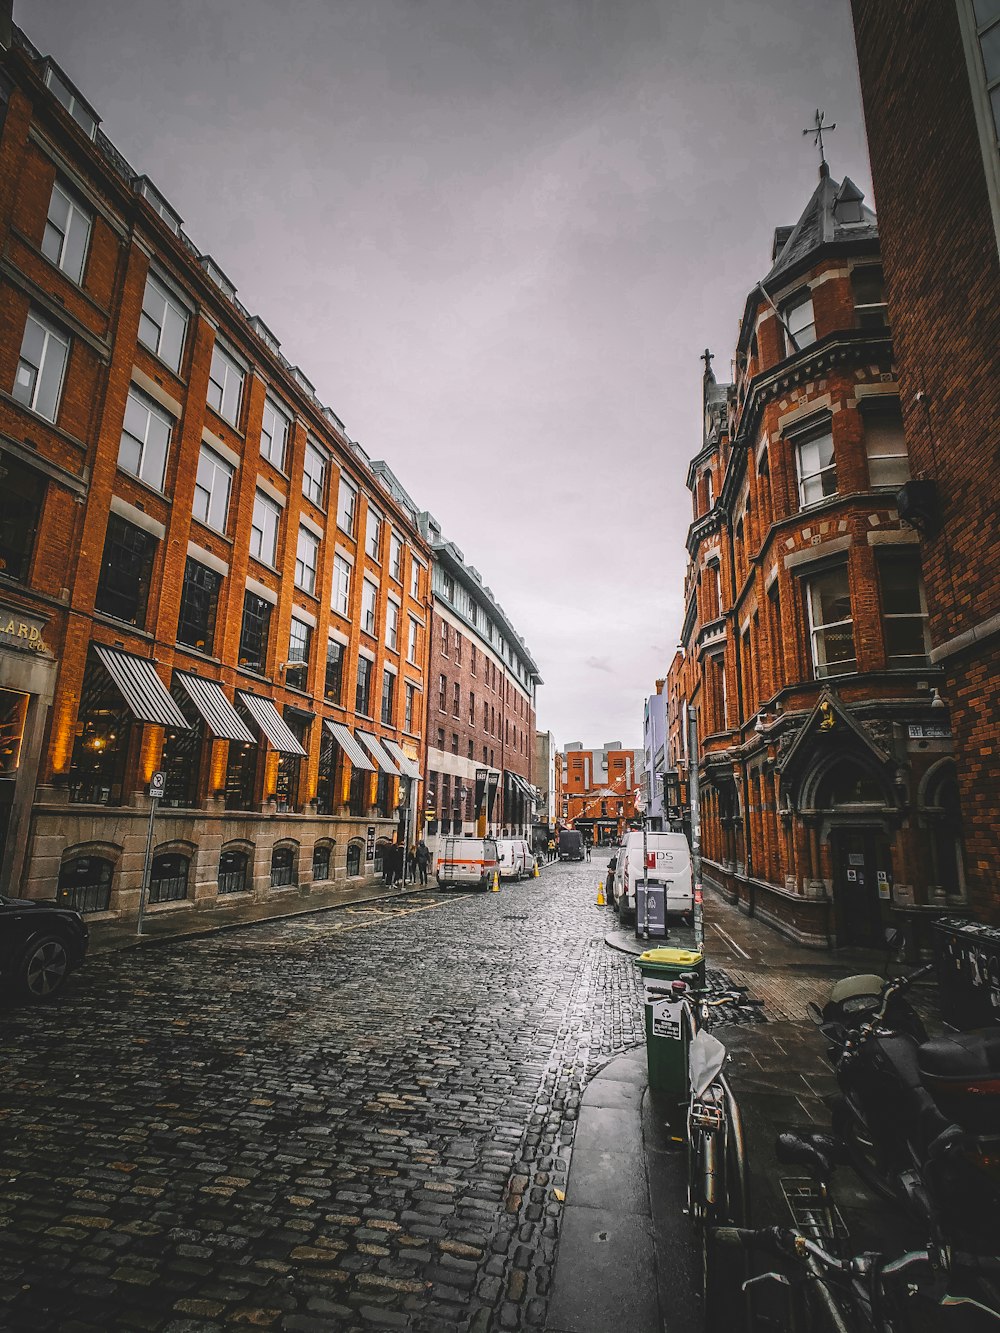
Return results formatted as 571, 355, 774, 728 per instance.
382, 839, 431, 887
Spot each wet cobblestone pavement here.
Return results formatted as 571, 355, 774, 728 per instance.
0, 862, 644, 1333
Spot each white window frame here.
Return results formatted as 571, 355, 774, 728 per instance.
193, 445, 234, 534
389, 531, 403, 581
794, 426, 837, 508
206, 342, 244, 426
118, 386, 172, 491
386, 598, 400, 651
404, 681, 416, 733
863, 401, 910, 489
294, 526, 320, 595
365, 507, 383, 560
783, 290, 816, 353
260, 396, 291, 472
407, 617, 419, 664
250, 491, 281, 567
361, 578, 379, 635
138, 272, 189, 375
42, 179, 92, 285
303, 439, 328, 507
332, 553, 352, 618
806, 565, 857, 679
410, 559, 423, 600
337, 475, 357, 535
13, 309, 69, 423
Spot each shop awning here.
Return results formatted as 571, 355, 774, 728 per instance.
356, 731, 401, 776
509, 773, 536, 803
382, 739, 421, 780
175, 672, 254, 743
93, 644, 189, 729
236, 692, 306, 756
323, 719, 376, 771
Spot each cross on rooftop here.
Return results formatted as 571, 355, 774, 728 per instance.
803, 108, 836, 166
701, 348, 714, 374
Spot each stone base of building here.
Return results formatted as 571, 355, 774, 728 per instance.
704, 865, 832, 949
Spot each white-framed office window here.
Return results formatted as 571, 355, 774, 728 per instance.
806, 565, 856, 678
260, 396, 291, 471
361, 578, 378, 635
389, 531, 403, 580
365, 507, 383, 560
42, 179, 91, 285
795, 427, 837, 507
878, 554, 930, 669
303, 439, 328, 507
407, 617, 419, 663
13, 309, 69, 423
250, 491, 281, 566
192, 445, 234, 533
783, 290, 816, 353
206, 342, 244, 426
410, 559, 423, 600
864, 401, 910, 489
294, 526, 320, 595
118, 386, 171, 491
138, 272, 188, 375
386, 598, 400, 650
336, 476, 357, 535
332, 553, 351, 618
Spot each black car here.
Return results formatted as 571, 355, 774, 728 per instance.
0, 895, 88, 1002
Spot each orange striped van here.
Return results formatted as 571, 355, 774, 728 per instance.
436, 837, 499, 891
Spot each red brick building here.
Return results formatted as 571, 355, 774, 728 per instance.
557, 743, 641, 845
674, 165, 964, 948
0, 25, 433, 924
851, 0, 1000, 923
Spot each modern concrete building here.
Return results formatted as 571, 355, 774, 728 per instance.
642, 683, 669, 830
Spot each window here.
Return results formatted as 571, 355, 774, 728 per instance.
471, 645, 477, 676
13, 310, 69, 422
346, 840, 363, 877
361, 579, 378, 634
404, 682, 416, 732
455, 632, 462, 665
118, 387, 171, 491
484, 700, 489, 730
43, 63, 98, 138
193, 446, 234, 533
366, 508, 383, 560
451, 733, 459, 755
407, 618, 419, 663
337, 475, 357, 534
878, 555, 930, 668
453, 681, 460, 716
437, 727, 445, 750
239, 590, 272, 672
286, 617, 312, 691
806, 565, 856, 677
970, 0, 1000, 141
95, 513, 156, 626
442, 572, 455, 601
469, 691, 476, 725
0, 452, 46, 582
42, 180, 91, 284
467, 739, 474, 759
783, 291, 816, 353
439, 673, 447, 711
294, 526, 320, 595
795, 428, 837, 507
410, 561, 424, 600
332, 554, 351, 618
270, 845, 296, 888
149, 853, 189, 904
440, 620, 449, 655
260, 397, 290, 471
218, 848, 249, 894
162, 715, 206, 804
250, 491, 281, 566
386, 599, 400, 651
303, 440, 328, 507
356, 656, 373, 716
381, 668, 395, 725
325, 637, 344, 702
68, 654, 131, 805
138, 273, 188, 373
177, 558, 222, 652
852, 265, 888, 328
864, 402, 910, 489
312, 843, 332, 882
207, 343, 244, 425
389, 532, 403, 580
57, 856, 112, 913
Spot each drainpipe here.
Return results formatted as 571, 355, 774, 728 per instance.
726, 502, 755, 916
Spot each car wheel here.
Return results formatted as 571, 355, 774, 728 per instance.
18, 935, 72, 1002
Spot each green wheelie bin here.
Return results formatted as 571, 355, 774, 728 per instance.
635, 947, 706, 1104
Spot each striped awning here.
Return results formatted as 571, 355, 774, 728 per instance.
175, 673, 254, 743
93, 644, 189, 729
356, 731, 401, 776
324, 719, 376, 771
236, 692, 306, 756
509, 773, 537, 803
382, 739, 421, 780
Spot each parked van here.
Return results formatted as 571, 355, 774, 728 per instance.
436, 837, 499, 890
496, 837, 533, 881
612, 831, 693, 923
558, 830, 585, 861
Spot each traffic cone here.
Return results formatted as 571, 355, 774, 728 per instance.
491, 871, 500, 892
597, 881, 605, 906
533, 861, 540, 879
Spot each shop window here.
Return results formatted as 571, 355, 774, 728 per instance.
56, 855, 113, 913
149, 852, 189, 904
349, 765, 369, 816
68, 654, 131, 805
160, 689, 204, 809
218, 847, 250, 894
224, 739, 258, 812
316, 730, 341, 815
94, 513, 157, 627
346, 839, 363, 877
238, 591, 272, 673
877, 554, 930, 668
312, 842, 333, 882
270, 844, 297, 888
375, 772, 394, 818
0, 452, 45, 582
275, 712, 310, 813
177, 559, 222, 653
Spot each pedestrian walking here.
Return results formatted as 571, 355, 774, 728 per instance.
546, 836, 556, 863
383, 843, 397, 887
406, 845, 417, 883
585, 839, 592, 862
415, 839, 430, 886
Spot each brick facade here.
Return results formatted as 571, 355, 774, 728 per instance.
556, 743, 641, 845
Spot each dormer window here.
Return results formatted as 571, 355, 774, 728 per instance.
782, 291, 816, 354
43, 62, 98, 139
136, 179, 182, 235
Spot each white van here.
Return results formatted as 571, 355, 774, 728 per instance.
612, 831, 693, 922
436, 837, 499, 891
496, 837, 533, 881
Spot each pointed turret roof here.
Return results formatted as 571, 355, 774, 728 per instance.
764, 164, 877, 287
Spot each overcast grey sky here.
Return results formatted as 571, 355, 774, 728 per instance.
26, 0, 873, 750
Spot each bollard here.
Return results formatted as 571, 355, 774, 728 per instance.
597, 881, 605, 906
533, 860, 540, 878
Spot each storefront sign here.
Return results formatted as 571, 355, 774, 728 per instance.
908, 724, 951, 739
0, 605, 49, 655
365, 824, 376, 863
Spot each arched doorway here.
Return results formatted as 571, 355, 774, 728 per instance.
816, 759, 894, 948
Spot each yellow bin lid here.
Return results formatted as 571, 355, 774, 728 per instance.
638, 948, 703, 966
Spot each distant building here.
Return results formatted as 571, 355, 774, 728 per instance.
642, 684, 669, 830
557, 742, 642, 845
851, 0, 1000, 923
534, 730, 558, 834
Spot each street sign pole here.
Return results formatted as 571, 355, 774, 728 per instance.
136, 771, 165, 937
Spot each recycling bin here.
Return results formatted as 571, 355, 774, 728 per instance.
635, 947, 706, 1102
933, 916, 1000, 1029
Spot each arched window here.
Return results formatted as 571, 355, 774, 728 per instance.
57, 855, 113, 913
817, 760, 885, 808
218, 848, 250, 894
270, 845, 296, 888
346, 839, 363, 877
149, 853, 189, 904
312, 842, 333, 882
926, 766, 965, 898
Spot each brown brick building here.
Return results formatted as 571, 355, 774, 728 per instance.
0, 25, 434, 924
851, 0, 1000, 923
674, 165, 964, 948
557, 743, 641, 846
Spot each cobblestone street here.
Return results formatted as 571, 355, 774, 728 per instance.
0, 858, 644, 1333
